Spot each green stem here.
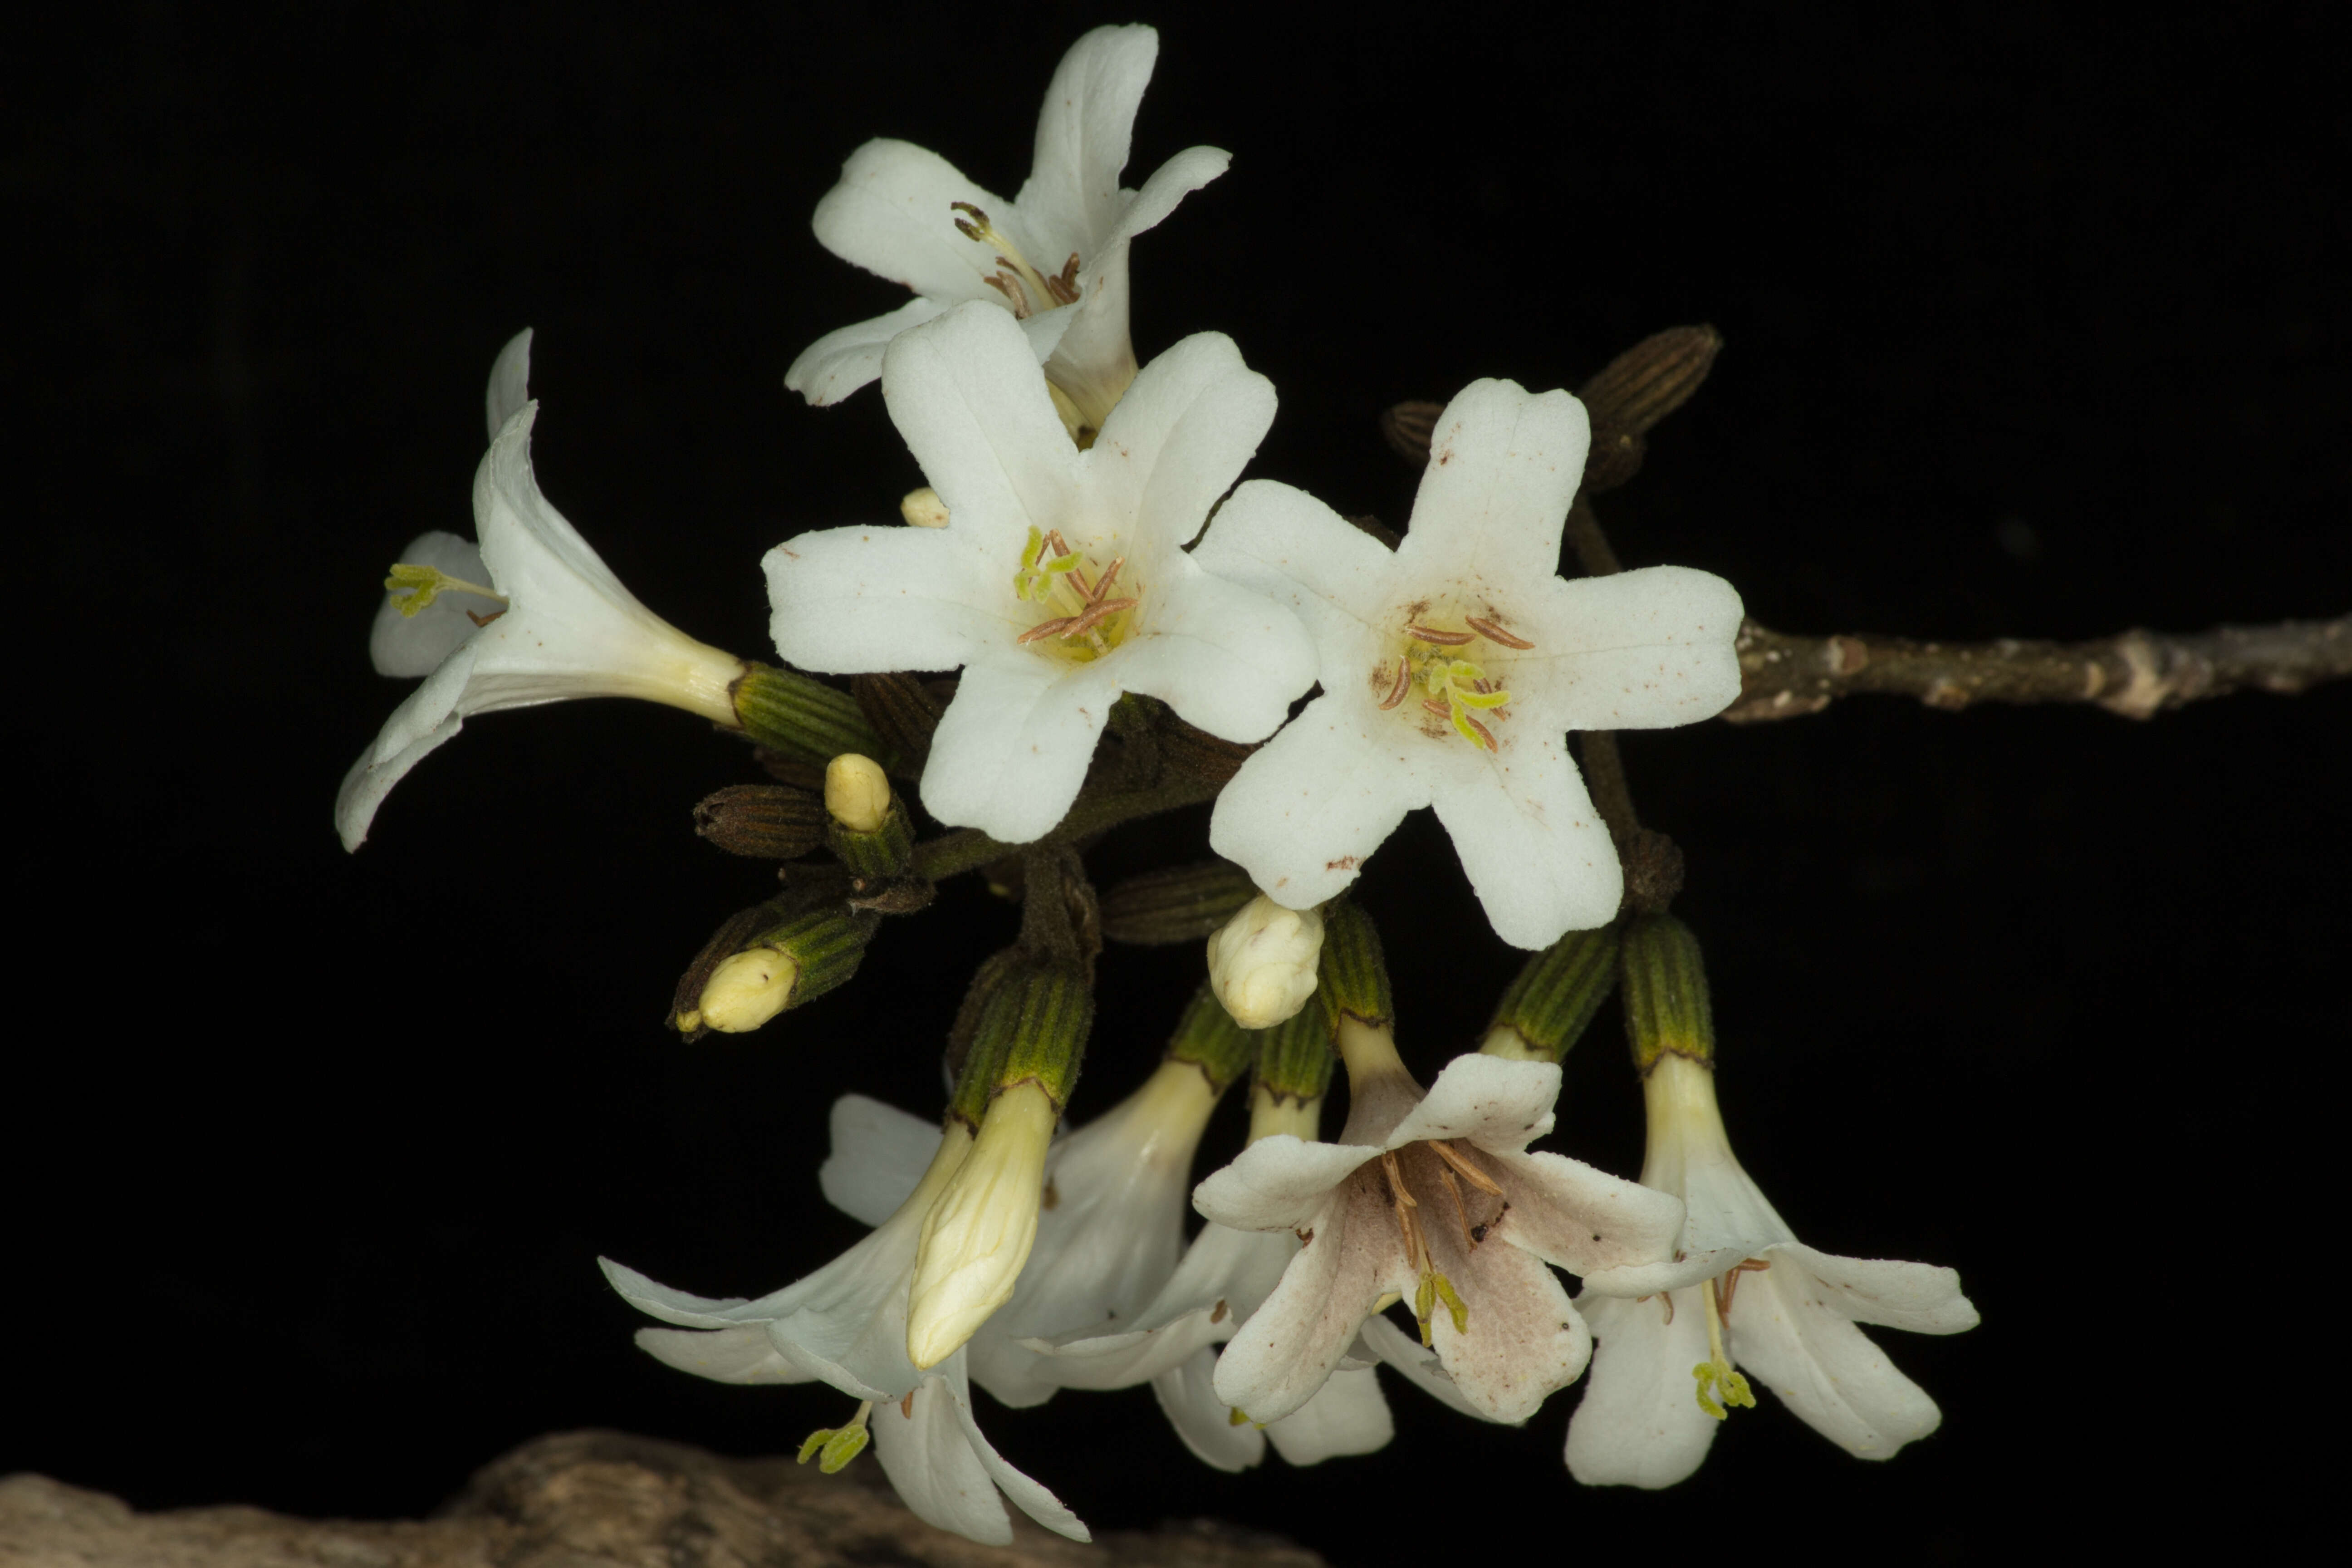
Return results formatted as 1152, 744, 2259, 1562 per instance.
911, 774, 1224, 882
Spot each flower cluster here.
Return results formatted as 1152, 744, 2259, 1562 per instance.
338, 22, 1977, 1548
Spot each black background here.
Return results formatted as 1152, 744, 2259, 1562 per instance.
13, 2, 2346, 1558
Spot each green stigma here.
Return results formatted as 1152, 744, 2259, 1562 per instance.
796, 1401, 874, 1474
1012, 526, 1081, 603
1413, 1268, 1470, 1347
1692, 1357, 1756, 1421
384, 561, 506, 618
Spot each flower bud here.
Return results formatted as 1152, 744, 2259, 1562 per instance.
1099, 860, 1258, 946
691, 784, 826, 859
1621, 913, 1715, 1074
731, 661, 897, 770
1207, 895, 1324, 1029
824, 754, 892, 833
906, 1078, 1058, 1368
900, 485, 950, 528
693, 906, 878, 1035
1481, 923, 1621, 1063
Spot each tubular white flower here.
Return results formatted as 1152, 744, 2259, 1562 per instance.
1568, 1053, 1979, 1488
338, 330, 745, 851
598, 1110, 1088, 1548
1192, 378, 1744, 948
765, 304, 1316, 844
1192, 1035, 1687, 1428
785, 24, 1228, 438
1206, 896, 1325, 1029
824, 1063, 1225, 1411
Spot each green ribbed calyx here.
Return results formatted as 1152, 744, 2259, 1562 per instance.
1165, 984, 1256, 1093
751, 906, 877, 1007
1099, 861, 1259, 945
732, 662, 896, 769
692, 784, 827, 859
1485, 924, 1621, 1063
1252, 1004, 1336, 1105
1315, 898, 1392, 1032
828, 800, 914, 882
950, 960, 1093, 1124
1622, 914, 1715, 1074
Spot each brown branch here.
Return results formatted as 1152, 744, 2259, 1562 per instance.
1723, 613, 2352, 723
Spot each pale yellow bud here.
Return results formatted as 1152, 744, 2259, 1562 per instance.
823, 753, 892, 834
696, 947, 799, 1034
900, 486, 950, 528
906, 1080, 1057, 1368
1206, 895, 1324, 1029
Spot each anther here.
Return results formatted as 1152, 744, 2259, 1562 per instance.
466, 608, 507, 627
1429, 1140, 1504, 1196
1451, 708, 1499, 751
1378, 659, 1411, 710
1422, 698, 1450, 718
1464, 615, 1534, 649
1406, 624, 1475, 646
1436, 1165, 1478, 1250
1017, 616, 1078, 644
1718, 1256, 1771, 1317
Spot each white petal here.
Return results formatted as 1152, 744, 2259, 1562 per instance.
1263, 1366, 1392, 1466
1520, 567, 1746, 731
1392, 379, 1587, 588
369, 530, 488, 678
938, 1360, 1090, 1542
473, 405, 641, 625
1153, 1349, 1265, 1472
1358, 1314, 1491, 1421
783, 296, 951, 408
1210, 1197, 1389, 1425
1088, 332, 1272, 550
633, 1324, 810, 1386
1191, 1137, 1375, 1234
1101, 144, 1232, 254
1383, 1055, 1559, 1152
918, 653, 1117, 842
871, 1371, 1014, 1546
485, 328, 533, 441
1486, 1150, 1689, 1280
334, 647, 474, 851
1430, 737, 1620, 949
809, 138, 1014, 305
1208, 703, 1427, 911
1111, 564, 1316, 744
1193, 479, 1396, 656
598, 1257, 753, 1328
1564, 1289, 1719, 1488
1769, 1244, 1980, 1337
882, 302, 1078, 536
1015, 24, 1158, 250
820, 1097, 941, 1228
1423, 1229, 1589, 1424
1020, 1302, 1227, 1390
1729, 1269, 1945, 1460
764, 523, 1012, 676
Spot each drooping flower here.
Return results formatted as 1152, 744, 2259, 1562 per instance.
785, 24, 1228, 442
1191, 378, 1744, 948
1193, 1028, 1686, 1427
765, 303, 1316, 844
1567, 1050, 1978, 1487
338, 330, 746, 851
600, 1107, 1088, 1547
820, 1062, 1225, 1412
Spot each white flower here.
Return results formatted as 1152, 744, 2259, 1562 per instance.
599, 1107, 1088, 1547
765, 303, 1316, 844
1567, 1052, 1979, 1487
1192, 378, 1744, 948
822, 1063, 1224, 1411
1206, 895, 1325, 1029
1192, 1032, 1687, 1426
338, 330, 745, 851
785, 24, 1228, 439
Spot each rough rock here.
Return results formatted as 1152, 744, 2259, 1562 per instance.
0, 1429, 1327, 1568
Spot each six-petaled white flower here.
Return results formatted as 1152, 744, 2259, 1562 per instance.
338, 330, 745, 852
1192, 378, 1744, 948
786, 24, 1228, 443
1193, 1025, 1686, 1427
1567, 1051, 1979, 1488
765, 302, 1315, 844
600, 1104, 1088, 1548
